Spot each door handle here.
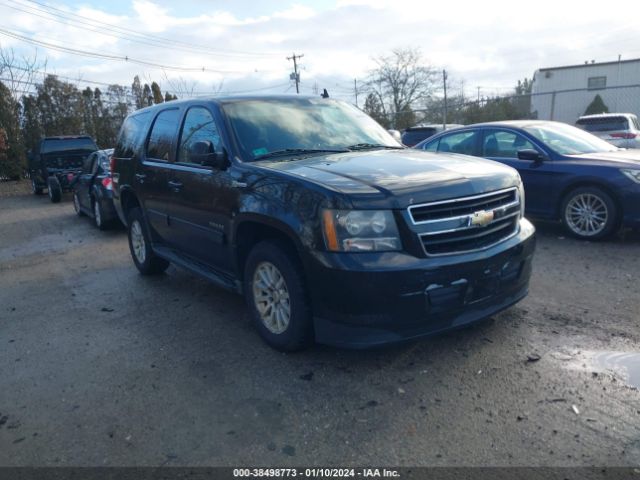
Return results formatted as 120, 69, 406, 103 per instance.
135, 173, 146, 183
168, 180, 183, 192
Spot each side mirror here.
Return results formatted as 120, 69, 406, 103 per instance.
517, 149, 544, 162
189, 141, 228, 170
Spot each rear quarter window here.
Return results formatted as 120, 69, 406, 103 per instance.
114, 111, 152, 158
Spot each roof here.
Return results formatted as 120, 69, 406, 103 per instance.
537, 58, 640, 73
577, 113, 638, 120
131, 94, 331, 114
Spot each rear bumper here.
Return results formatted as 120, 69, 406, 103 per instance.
308, 218, 536, 348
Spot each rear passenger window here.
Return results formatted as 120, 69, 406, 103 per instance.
114, 111, 151, 158
483, 130, 537, 158
423, 139, 438, 152
438, 131, 479, 156
177, 107, 221, 165
147, 109, 180, 161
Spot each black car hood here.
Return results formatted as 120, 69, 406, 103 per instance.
256, 149, 520, 209
568, 149, 640, 167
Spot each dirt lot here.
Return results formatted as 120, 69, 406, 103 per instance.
1, 182, 639, 467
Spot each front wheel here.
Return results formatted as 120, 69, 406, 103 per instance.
244, 240, 312, 351
127, 207, 169, 275
561, 186, 618, 240
47, 177, 62, 203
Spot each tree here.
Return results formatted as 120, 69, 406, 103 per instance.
0, 81, 25, 179
151, 81, 164, 104
142, 83, 152, 107
584, 94, 609, 115
131, 75, 144, 110
363, 93, 389, 128
365, 48, 438, 130
164, 92, 177, 102
36, 75, 84, 135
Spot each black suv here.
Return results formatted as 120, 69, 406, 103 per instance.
112, 96, 535, 350
29, 136, 98, 202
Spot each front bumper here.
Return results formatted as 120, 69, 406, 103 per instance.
307, 218, 536, 348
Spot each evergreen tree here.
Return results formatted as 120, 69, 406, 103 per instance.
131, 75, 144, 110
151, 82, 164, 104
584, 94, 609, 115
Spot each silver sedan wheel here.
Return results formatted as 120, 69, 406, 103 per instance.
130, 220, 146, 264
94, 201, 102, 227
565, 193, 608, 237
252, 261, 291, 334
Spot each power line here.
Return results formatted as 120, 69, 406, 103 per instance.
12, 0, 283, 58
0, 26, 248, 73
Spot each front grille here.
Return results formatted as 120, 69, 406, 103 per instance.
409, 189, 517, 223
408, 188, 520, 256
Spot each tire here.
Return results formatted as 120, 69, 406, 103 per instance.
127, 207, 169, 275
47, 177, 62, 203
32, 178, 43, 195
73, 191, 85, 217
244, 240, 312, 351
93, 198, 108, 230
561, 186, 618, 240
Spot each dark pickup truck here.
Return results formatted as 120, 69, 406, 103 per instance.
112, 96, 536, 350
29, 136, 98, 202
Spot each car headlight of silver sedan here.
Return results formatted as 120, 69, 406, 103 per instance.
322, 209, 401, 252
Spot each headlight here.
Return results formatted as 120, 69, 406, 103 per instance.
322, 209, 401, 252
517, 179, 526, 218
621, 169, 640, 184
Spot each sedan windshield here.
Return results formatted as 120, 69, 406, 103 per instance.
223, 98, 402, 161
524, 123, 618, 155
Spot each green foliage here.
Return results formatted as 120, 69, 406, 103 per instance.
0, 82, 25, 179
363, 93, 389, 128
584, 94, 609, 115
151, 82, 164, 104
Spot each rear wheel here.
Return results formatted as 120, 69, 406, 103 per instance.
73, 192, 84, 216
31, 178, 43, 195
561, 186, 618, 240
93, 198, 108, 230
127, 207, 169, 275
244, 240, 312, 351
47, 177, 62, 203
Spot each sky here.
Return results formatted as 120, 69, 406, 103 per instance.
2, 0, 640, 103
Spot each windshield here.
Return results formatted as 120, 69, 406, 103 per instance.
223, 98, 401, 161
524, 123, 618, 155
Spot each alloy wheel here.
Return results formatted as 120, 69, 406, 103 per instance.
130, 220, 146, 264
252, 261, 291, 334
94, 201, 102, 227
565, 193, 608, 237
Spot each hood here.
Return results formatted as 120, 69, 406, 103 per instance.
569, 149, 640, 167
255, 149, 520, 208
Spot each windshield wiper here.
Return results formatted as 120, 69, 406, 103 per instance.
345, 143, 405, 151
255, 148, 348, 160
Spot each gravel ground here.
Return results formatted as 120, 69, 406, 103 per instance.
1, 183, 639, 467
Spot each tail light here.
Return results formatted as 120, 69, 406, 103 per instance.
109, 155, 116, 172
102, 177, 113, 190
611, 132, 637, 139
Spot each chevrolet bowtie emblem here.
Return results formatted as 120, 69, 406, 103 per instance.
469, 210, 494, 227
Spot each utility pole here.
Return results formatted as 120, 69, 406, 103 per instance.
442, 69, 448, 128
354, 78, 359, 107
287, 53, 304, 94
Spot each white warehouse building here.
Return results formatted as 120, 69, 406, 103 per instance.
530, 58, 640, 124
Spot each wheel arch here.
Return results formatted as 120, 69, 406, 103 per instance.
233, 215, 307, 282
556, 180, 622, 222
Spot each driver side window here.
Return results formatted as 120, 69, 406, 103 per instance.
178, 107, 221, 165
